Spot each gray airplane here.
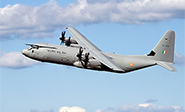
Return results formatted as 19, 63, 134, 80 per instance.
22, 27, 177, 73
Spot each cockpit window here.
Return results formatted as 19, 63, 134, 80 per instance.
27, 45, 39, 50
28, 47, 32, 50
32, 45, 39, 49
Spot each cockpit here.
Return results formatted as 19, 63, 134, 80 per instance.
22, 44, 40, 57
27, 45, 39, 50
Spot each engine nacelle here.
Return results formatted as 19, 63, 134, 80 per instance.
73, 59, 101, 69
64, 38, 78, 44
70, 44, 81, 48
88, 59, 101, 67
73, 61, 84, 68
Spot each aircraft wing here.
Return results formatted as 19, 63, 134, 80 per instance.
67, 27, 124, 72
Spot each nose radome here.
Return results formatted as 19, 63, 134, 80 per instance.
22, 49, 27, 56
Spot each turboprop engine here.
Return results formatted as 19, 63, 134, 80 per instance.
88, 59, 101, 68
59, 31, 78, 46
74, 47, 102, 69
73, 59, 101, 69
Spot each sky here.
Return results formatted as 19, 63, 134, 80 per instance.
0, 0, 185, 112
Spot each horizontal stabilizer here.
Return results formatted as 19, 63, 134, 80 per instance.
156, 61, 177, 71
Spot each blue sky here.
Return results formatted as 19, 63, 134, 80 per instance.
0, 0, 185, 112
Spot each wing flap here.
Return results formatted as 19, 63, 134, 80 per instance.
67, 27, 124, 72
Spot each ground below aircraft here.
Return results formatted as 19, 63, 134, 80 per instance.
22, 27, 177, 73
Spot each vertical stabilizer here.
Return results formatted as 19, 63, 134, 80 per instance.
148, 30, 175, 63
147, 30, 176, 71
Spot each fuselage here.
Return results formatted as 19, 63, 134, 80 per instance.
22, 43, 156, 73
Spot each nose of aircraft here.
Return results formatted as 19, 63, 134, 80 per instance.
22, 49, 27, 56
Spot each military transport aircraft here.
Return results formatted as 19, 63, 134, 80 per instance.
22, 27, 177, 73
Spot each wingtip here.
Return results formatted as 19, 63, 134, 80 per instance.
66, 27, 74, 30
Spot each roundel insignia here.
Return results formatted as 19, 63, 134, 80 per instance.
129, 62, 134, 67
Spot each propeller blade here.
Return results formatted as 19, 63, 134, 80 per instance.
76, 47, 89, 68
62, 31, 66, 38
59, 31, 66, 45
77, 47, 83, 61
84, 53, 90, 68
65, 37, 71, 46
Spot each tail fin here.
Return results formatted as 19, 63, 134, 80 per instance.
147, 30, 177, 71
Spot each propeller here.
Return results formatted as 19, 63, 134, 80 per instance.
59, 31, 66, 45
76, 47, 90, 68
76, 47, 83, 61
65, 37, 71, 46
84, 53, 90, 68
